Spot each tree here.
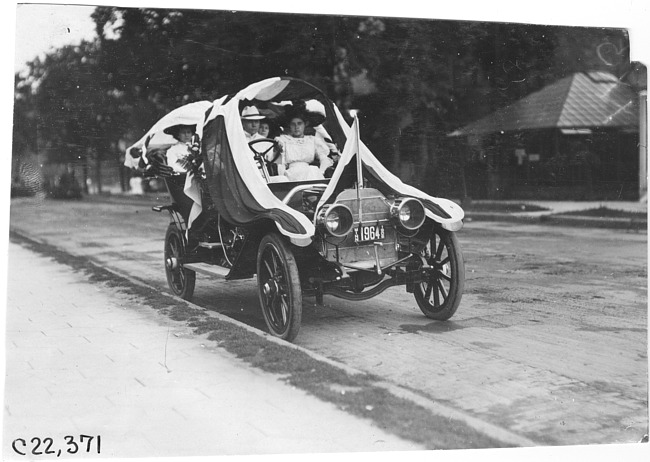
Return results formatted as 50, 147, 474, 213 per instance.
343, 18, 629, 194
14, 6, 630, 199
13, 74, 37, 163
21, 40, 127, 193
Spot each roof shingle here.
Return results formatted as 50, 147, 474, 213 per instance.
449, 71, 639, 136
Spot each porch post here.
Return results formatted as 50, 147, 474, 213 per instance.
639, 90, 647, 200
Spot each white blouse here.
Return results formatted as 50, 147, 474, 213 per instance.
274, 134, 333, 181
166, 142, 193, 173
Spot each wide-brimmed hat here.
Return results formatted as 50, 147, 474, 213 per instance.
163, 124, 196, 138
279, 100, 326, 128
241, 106, 266, 120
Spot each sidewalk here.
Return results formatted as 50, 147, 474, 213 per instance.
467, 199, 648, 215
3, 242, 421, 458
463, 199, 647, 230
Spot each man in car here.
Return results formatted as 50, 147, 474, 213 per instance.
241, 105, 266, 141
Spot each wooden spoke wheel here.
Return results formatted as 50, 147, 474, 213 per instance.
413, 227, 465, 320
164, 224, 196, 300
256, 233, 302, 341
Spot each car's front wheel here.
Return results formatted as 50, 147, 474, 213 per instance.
413, 227, 465, 320
256, 233, 302, 342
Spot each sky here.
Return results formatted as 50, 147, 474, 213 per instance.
14, 3, 97, 73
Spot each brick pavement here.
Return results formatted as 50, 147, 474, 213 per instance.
3, 242, 421, 458
6, 197, 648, 453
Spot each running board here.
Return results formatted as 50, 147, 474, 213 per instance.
198, 242, 223, 249
184, 263, 231, 278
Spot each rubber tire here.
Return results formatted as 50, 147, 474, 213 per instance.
414, 227, 465, 320
256, 233, 303, 342
164, 224, 196, 300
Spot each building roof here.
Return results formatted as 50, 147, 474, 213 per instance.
448, 71, 640, 137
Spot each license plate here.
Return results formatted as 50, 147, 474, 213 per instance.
354, 224, 385, 243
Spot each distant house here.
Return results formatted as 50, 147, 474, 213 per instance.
449, 71, 643, 200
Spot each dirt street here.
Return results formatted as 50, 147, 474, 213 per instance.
8, 197, 648, 446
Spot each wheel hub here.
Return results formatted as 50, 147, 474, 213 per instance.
166, 257, 179, 270
263, 279, 280, 298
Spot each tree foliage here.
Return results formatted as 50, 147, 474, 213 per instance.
13, 6, 631, 195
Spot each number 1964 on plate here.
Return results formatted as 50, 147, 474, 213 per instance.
354, 224, 385, 243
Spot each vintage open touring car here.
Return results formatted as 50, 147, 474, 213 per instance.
126, 77, 465, 342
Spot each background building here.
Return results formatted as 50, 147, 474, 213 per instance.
449, 68, 646, 200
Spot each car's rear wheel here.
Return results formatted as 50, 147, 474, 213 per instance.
257, 233, 302, 341
164, 224, 196, 300
413, 227, 464, 320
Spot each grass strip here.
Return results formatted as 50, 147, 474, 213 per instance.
552, 206, 646, 219
463, 203, 549, 213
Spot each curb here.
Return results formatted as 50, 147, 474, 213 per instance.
540, 214, 648, 230
465, 212, 540, 224
10, 226, 539, 449
466, 212, 647, 230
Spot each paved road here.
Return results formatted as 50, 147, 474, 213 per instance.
3, 241, 420, 458
7, 197, 648, 447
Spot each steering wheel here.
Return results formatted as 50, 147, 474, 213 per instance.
248, 138, 280, 160
248, 138, 282, 175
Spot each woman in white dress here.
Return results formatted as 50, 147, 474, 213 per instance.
272, 108, 333, 182
164, 124, 200, 173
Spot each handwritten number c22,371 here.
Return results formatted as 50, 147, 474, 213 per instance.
11, 435, 101, 456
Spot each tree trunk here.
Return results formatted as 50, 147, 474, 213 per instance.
119, 164, 126, 192
95, 150, 103, 194
389, 123, 402, 174
82, 156, 89, 195
416, 111, 431, 190
390, 111, 415, 178
459, 165, 468, 202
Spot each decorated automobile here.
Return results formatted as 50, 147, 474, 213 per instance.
126, 77, 465, 342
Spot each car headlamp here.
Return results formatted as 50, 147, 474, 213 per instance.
317, 204, 354, 237
390, 198, 426, 231
399, 205, 412, 223
326, 211, 341, 233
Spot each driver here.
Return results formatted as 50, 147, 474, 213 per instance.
241, 106, 266, 141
